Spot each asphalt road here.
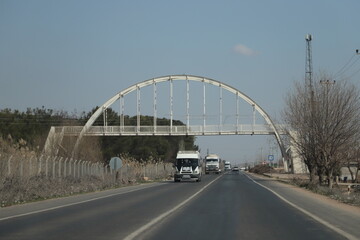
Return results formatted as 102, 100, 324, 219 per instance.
0, 172, 358, 240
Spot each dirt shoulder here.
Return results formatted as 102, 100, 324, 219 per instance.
248, 172, 360, 211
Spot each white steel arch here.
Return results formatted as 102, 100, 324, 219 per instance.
73, 75, 288, 169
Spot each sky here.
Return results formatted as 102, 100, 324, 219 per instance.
1, 0, 360, 165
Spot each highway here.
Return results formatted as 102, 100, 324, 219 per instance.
0, 172, 359, 240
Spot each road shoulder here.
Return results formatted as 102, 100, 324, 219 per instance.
245, 172, 360, 240
0, 182, 162, 221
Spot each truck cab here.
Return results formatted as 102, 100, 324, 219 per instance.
174, 151, 202, 182
205, 154, 221, 174
224, 161, 231, 171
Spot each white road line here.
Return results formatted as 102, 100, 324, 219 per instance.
0, 183, 159, 221
123, 175, 223, 240
244, 173, 357, 240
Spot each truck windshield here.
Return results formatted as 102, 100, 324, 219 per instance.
176, 159, 199, 169
206, 159, 218, 162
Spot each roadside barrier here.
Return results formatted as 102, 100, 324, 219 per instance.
0, 153, 174, 183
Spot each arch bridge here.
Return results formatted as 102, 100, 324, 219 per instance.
45, 75, 288, 171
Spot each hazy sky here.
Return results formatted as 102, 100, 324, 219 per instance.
1, 0, 360, 164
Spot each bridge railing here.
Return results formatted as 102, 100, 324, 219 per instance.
55, 124, 285, 136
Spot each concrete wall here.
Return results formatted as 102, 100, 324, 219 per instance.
340, 166, 359, 182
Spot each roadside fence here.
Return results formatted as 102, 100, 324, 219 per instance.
0, 153, 174, 183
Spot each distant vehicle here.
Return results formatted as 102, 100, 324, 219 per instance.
232, 166, 239, 171
205, 154, 222, 174
224, 161, 231, 171
174, 151, 202, 182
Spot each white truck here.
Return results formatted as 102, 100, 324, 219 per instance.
174, 151, 202, 182
205, 154, 221, 174
224, 161, 231, 171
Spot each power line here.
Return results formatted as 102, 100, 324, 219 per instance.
334, 49, 360, 80
333, 54, 356, 78
343, 49, 360, 80
346, 67, 360, 80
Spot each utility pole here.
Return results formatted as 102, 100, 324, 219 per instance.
320, 79, 335, 134
320, 79, 335, 90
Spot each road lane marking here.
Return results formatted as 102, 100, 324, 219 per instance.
244, 173, 357, 240
0, 183, 160, 221
123, 175, 223, 240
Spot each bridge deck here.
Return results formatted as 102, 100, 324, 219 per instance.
55, 125, 285, 136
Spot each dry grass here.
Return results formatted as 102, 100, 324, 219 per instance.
0, 138, 174, 207
285, 175, 360, 207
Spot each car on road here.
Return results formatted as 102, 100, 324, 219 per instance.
232, 166, 239, 171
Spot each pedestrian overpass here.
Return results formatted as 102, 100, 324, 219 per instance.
44, 75, 289, 171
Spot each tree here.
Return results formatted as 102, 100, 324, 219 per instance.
0, 106, 199, 164
314, 78, 360, 188
283, 76, 360, 188
283, 82, 318, 184
0, 107, 78, 150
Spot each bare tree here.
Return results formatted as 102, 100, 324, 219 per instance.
315, 78, 360, 188
283, 76, 360, 188
283, 82, 318, 184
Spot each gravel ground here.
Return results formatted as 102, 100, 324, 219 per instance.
260, 172, 360, 207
